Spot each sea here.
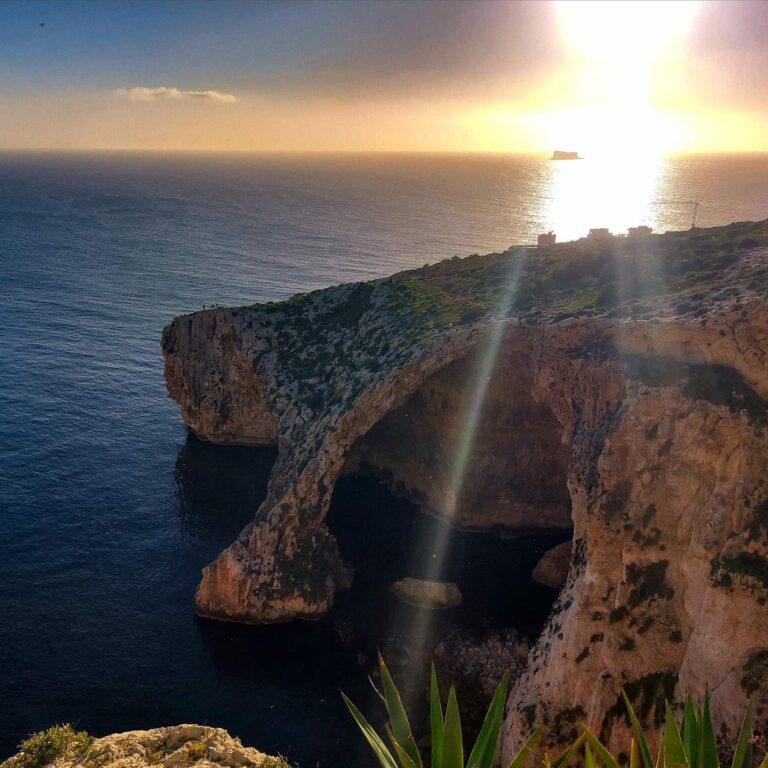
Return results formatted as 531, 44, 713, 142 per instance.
2, 152, 768, 767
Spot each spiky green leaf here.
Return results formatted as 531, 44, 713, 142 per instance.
442, 686, 463, 768
386, 724, 419, 768
664, 700, 688, 768
582, 727, 621, 768
585, 742, 597, 768
430, 665, 444, 768
697, 693, 719, 768
622, 688, 654, 768
681, 695, 700, 768
730, 699, 753, 768
342, 692, 399, 768
505, 726, 542, 768
467, 671, 509, 768
379, 656, 423, 768
551, 732, 586, 768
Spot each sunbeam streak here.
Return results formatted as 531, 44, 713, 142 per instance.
447, 261, 528, 521
401, 251, 528, 676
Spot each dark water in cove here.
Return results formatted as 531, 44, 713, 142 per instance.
2, 152, 768, 766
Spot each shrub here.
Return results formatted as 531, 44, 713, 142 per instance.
144, 747, 166, 765
3, 725, 93, 768
185, 741, 208, 762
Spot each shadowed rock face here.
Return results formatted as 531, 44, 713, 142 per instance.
344, 346, 572, 530
162, 221, 768, 754
163, 312, 278, 445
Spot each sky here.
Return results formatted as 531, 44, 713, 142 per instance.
1, 0, 767, 153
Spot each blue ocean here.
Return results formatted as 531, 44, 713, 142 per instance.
2, 152, 768, 766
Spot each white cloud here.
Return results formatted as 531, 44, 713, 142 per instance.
117, 87, 237, 103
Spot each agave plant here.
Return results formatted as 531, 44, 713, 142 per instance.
345, 659, 768, 768
580, 690, 768, 768
342, 656, 541, 768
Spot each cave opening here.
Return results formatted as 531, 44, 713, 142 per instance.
325, 472, 572, 733
325, 342, 576, 715
327, 473, 571, 643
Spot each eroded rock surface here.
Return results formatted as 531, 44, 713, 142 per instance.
163, 220, 768, 752
1, 725, 287, 768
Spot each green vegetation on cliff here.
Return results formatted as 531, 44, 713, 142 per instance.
229, 219, 768, 418
255, 218, 768, 332
1, 726, 93, 768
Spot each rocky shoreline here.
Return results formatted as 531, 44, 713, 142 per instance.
162, 220, 768, 756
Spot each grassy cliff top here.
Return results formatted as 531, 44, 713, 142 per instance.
242, 218, 768, 338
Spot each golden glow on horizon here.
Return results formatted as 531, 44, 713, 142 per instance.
3, 1, 767, 153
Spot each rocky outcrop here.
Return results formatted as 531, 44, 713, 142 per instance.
532, 541, 572, 589
390, 578, 463, 609
1, 725, 287, 768
434, 627, 530, 700
163, 312, 278, 445
163, 220, 768, 750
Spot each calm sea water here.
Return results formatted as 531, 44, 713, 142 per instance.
2, 152, 768, 766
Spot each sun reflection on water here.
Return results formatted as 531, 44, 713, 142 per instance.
537, 154, 665, 242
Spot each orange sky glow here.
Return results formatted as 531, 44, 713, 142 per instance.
2, 0, 767, 154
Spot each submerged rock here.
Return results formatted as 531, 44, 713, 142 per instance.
434, 627, 529, 699
531, 541, 572, 589
390, 577, 463, 609
1, 725, 287, 768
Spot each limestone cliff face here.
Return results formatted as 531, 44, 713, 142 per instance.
501, 305, 768, 760
163, 222, 768, 749
162, 311, 278, 445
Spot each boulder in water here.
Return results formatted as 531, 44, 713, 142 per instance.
531, 541, 571, 589
390, 577, 463, 609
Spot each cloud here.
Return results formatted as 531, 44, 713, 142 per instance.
117, 87, 236, 103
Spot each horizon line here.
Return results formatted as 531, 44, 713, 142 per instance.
2, 147, 768, 157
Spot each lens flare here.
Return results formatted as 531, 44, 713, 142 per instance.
401, 252, 528, 677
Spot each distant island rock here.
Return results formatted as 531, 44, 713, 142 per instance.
551, 150, 581, 160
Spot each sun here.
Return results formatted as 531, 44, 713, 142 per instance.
556, 0, 699, 64
547, 0, 700, 158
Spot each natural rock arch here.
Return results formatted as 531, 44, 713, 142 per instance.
163, 228, 768, 754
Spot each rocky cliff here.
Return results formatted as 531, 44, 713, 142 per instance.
1, 725, 287, 768
162, 220, 768, 754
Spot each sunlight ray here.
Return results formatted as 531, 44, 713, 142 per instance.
400, 252, 528, 679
